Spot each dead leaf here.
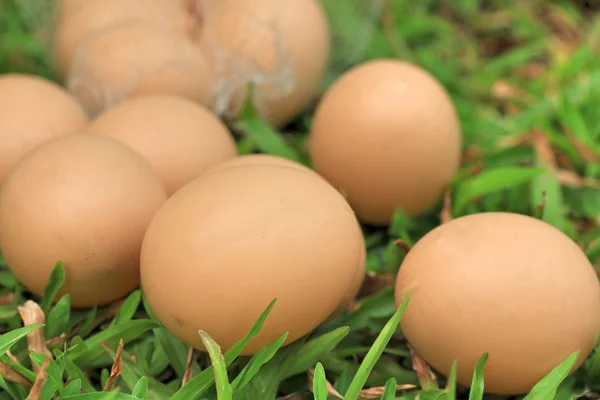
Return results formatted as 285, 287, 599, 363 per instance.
357, 384, 417, 399
307, 368, 344, 399
409, 345, 438, 390
27, 358, 50, 400
557, 169, 600, 188
0, 293, 14, 305
531, 129, 557, 167
276, 393, 306, 400
103, 339, 124, 391
567, 133, 600, 162
181, 347, 195, 387
46, 332, 67, 347
440, 189, 453, 224
491, 80, 523, 101
394, 239, 412, 254
358, 272, 396, 298
17, 300, 52, 372
0, 361, 33, 388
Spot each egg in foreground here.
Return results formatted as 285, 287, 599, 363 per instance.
141, 163, 364, 354
0, 134, 167, 307
0, 73, 88, 185
206, 153, 314, 175
309, 59, 462, 226
87, 94, 236, 196
395, 212, 600, 394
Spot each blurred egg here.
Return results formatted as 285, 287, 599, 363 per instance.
309, 59, 462, 226
0, 134, 167, 307
0, 73, 88, 185
198, 0, 330, 127
395, 212, 600, 394
206, 153, 314, 175
53, 0, 193, 78
141, 163, 363, 354
67, 21, 212, 115
86, 94, 236, 196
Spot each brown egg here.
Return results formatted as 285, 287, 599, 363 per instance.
206, 153, 314, 176
0, 134, 167, 308
395, 212, 600, 395
86, 94, 236, 196
308, 59, 462, 226
53, 0, 193, 78
141, 163, 363, 354
0, 73, 88, 185
198, 0, 330, 127
67, 21, 212, 115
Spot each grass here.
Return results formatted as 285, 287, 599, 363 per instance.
0, 0, 600, 399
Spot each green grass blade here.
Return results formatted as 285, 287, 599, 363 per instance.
59, 394, 142, 400
453, 167, 546, 214
284, 326, 350, 379
45, 294, 70, 339
312, 362, 328, 400
522, 351, 580, 400
343, 296, 410, 400
131, 376, 149, 399
170, 299, 277, 400
231, 332, 288, 392
64, 379, 82, 396
41, 261, 65, 312
0, 323, 43, 357
468, 353, 488, 400
380, 377, 397, 400
109, 290, 142, 328
446, 360, 457, 400
198, 331, 232, 400
153, 327, 189, 378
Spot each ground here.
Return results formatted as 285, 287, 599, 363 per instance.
0, 0, 599, 399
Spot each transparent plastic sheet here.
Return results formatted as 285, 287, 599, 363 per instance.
11, 0, 385, 120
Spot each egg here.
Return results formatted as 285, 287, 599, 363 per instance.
53, 0, 193, 78
198, 0, 330, 127
394, 212, 600, 394
308, 59, 462, 226
140, 163, 363, 354
0, 73, 88, 186
0, 134, 167, 308
67, 21, 212, 115
206, 153, 314, 175
86, 94, 236, 196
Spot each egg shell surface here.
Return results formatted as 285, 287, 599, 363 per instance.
0, 73, 88, 185
53, 0, 192, 78
140, 163, 364, 355
0, 134, 167, 308
206, 153, 314, 175
86, 94, 236, 196
395, 212, 600, 394
199, 0, 330, 127
67, 21, 211, 115
309, 59, 462, 226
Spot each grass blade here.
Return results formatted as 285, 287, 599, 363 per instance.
522, 351, 580, 400
170, 299, 277, 400
198, 331, 232, 400
446, 360, 457, 400
0, 323, 43, 357
343, 296, 409, 400
45, 294, 70, 339
468, 353, 488, 400
131, 376, 149, 399
41, 261, 65, 312
380, 377, 397, 400
312, 362, 328, 400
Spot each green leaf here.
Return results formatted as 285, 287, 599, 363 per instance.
64, 379, 82, 396
453, 167, 545, 213
30, 353, 64, 395
0, 323, 43, 358
231, 332, 288, 392
236, 84, 302, 161
45, 294, 71, 339
59, 394, 142, 400
312, 362, 328, 400
198, 331, 232, 400
41, 261, 65, 312
468, 353, 488, 400
109, 290, 141, 328
522, 351, 580, 400
284, 326, 350, 379
131, 376, 149, 399
445, 361, 457, 400
70, 320, 159, 366
153, 327, 190, 378
77, 306, 98, 338
170, 299, 277, 400
343, 296, 410, 400
380, 377, 397, 400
